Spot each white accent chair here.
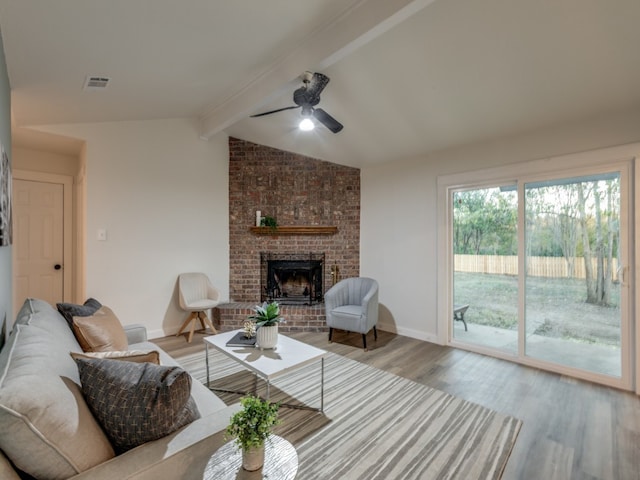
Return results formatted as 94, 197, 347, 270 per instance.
176, 273, 219, 343
325, 277, 379, 351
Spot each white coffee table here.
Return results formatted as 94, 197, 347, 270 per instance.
204, 330, 327, 412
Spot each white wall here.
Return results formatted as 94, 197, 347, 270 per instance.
362, 109, 640, 343
36, 118, 229, 339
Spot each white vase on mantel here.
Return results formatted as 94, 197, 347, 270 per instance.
256, 324, 278, 349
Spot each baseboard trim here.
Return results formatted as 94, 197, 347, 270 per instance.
377, 322, 441, 345
147, 328, 167, 340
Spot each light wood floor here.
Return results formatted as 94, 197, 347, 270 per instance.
153, 329, 640, 480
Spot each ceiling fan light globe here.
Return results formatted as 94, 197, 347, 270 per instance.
299, 118, 315, 131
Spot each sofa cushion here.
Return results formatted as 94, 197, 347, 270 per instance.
72, 306, 128, 352
0, 300, 115, 480
14, 298, 84, 352
70, 350, 160, 364
75, 357, 201, 454
57, 298, 102, 326
331, 305, 364, 318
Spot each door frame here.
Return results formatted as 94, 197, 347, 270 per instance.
437, 143, 638, 391
13, 170, 73, 306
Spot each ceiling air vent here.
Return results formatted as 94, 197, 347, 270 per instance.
83, 75, 110, 91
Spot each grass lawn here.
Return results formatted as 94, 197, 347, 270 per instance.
454, 272, 621, 346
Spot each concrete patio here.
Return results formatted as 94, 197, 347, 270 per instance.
453, 322, 621, 378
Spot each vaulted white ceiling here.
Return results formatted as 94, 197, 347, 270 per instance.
2, 0, 640, 167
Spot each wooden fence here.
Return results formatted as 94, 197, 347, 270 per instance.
455, 254, 619, 281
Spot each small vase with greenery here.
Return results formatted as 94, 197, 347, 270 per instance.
249, 301, 283, 349
226, 395, 280, 471
260, 215, 278, 230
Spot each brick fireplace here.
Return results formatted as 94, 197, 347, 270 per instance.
220, 137, 360, 332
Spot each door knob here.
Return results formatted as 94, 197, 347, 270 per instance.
54, 264, 62, 270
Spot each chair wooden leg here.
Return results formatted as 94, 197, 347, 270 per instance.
328, 327, 333, 342
199, 311, 218, 334
176, 312, 198, 339
187, 316, 197, 343
373, 326, 378, 341
362, 333, 368, 351
197, 312, 207, 330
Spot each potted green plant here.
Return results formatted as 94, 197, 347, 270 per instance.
249, 301, 284, 349
260, 215, 278, 230
226, 395, 280, 471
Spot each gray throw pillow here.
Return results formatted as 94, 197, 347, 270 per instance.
57, 298, 102, 326
75, 357, 200, 453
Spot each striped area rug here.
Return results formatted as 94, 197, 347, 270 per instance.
176, 349, 521, 480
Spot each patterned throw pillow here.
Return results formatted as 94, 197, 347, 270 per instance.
57, 298, 102, 326
75, 358, 200, 453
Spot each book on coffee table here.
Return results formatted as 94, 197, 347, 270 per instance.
225, 331, 256, 347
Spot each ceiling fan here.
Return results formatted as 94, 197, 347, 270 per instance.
250, 72, 344, 133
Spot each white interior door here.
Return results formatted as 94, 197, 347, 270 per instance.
13, 178, 64, 309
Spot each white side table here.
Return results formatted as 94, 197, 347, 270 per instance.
203, 435, 298, 480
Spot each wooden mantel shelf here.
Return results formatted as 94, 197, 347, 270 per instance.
249, 226, 338, 235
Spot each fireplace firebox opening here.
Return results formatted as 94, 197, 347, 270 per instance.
260, 252, 325, 306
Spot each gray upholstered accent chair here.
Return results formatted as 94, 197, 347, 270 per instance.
324, 277, 379, 351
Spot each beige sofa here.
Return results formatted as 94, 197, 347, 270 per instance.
0, 298, 239, 480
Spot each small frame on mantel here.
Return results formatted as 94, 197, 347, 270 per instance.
249, 226, 338, 235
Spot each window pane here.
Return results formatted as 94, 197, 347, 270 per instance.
452, 185, 518, 353
524, 174, 621, 377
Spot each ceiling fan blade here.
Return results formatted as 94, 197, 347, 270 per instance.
313, 108, 343, 133
298, 73, 330, 106
308, 73, 330, 96
250, 105, 299, 118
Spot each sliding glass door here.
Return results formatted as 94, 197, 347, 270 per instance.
524, 173, 623, 377
449, 164, 630, 385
